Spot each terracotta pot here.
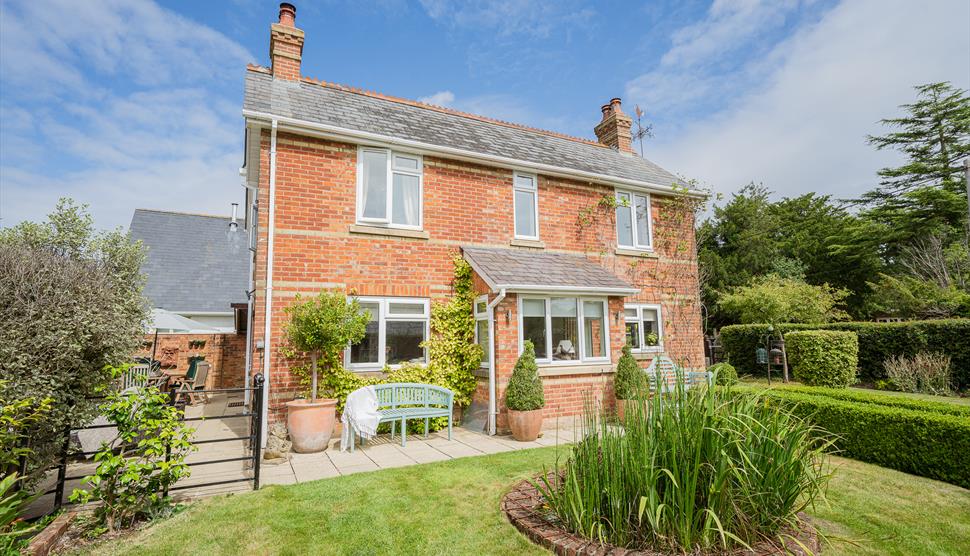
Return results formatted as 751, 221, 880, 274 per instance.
286, 398, 336, 453
508, 408, 543, 441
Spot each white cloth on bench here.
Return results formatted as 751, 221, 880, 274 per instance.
340, 385, 380, 452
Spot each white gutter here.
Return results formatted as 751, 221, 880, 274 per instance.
242, 110, 705, 199
260, 119, 279, 448
486, 288, 506, 436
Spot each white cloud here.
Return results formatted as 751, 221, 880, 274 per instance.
417, 90, 456, 107
637, 0, 970, 202
418, 0, 595, 38
0, 0, 252, 230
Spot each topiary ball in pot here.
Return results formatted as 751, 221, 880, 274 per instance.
506, 340, 545, 441
614, 344, 645, 421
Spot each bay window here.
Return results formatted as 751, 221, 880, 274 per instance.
357, 147, 423, 229
624, 304, 662, 351
347, 297, 429, 369
513, 171, 539, 239
615, 190, 652, 250
519, 296, 610, 363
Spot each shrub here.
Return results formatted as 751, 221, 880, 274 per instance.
613, 345, 642, 400
505, 341, 544, 411
0, 382, 52, 473
719, 319, 970, 388
70, 369, 195, 533
538, 383, 829, 552
708, 362, 738, 385
0, 200, 149, 480
785, 330, 858, 387
755, 383, 970, 417
1, 473, 42, 554
734, 386, 970, 488
884, 352, 952, 395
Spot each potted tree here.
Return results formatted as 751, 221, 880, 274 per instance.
614, 344, 644, 421
505, 340, 545, 441
283, 291, 368, 453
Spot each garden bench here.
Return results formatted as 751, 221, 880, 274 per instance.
645, 355, 711, 395
347, 383, 454, 452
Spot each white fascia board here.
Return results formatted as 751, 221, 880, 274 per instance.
242, 110, 706, 199
503, 284, 639, 296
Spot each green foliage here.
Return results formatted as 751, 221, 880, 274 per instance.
785, 330, 859, 388
283, 291, 369, 399
1, 472, 42, 553
505, 341, 544, 411
720, 319, 970, 388
70, 368, 195, 533
613, 345, 643, 400
884, 352, 953, 396
538, 382, 830, 552
753, 383, 970, 417
0, 382, 52, 473
734, 385, 970, 488
707, 362, 738, 385
0, 199, 149, 481
423, 256, 482, 409
718, 274, 849, 325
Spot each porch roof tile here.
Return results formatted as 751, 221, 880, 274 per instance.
461, 246, 637, 295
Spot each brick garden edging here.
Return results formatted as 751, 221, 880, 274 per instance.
501, 475, 821, 556
25, 511, 76, 556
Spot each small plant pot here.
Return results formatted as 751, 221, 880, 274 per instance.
286, 398, 337, 453
508, 408, 543, 441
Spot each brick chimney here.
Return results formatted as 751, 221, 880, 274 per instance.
594, 98, 634, 153
270, 3, 304, 81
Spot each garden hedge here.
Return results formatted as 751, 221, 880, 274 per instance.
785, 330, 858, 387
732, 386, 970, 488
719, 319, 970, 388
764, 384, 970, 417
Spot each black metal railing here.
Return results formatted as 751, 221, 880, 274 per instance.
25, 373, 264, 516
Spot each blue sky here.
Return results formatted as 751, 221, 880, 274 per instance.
1, 0, 968, 230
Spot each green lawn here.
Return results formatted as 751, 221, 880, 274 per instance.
80, 447, 969, 556
740, 377, 970, 406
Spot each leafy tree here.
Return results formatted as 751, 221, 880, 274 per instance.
283, 291, 369, 401
718, 275, 849, 325
0, 199, 149, 479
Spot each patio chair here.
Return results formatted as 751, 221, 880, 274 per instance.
176, 361, 210, 405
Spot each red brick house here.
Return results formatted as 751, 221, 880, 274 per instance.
242, 4, 705, 438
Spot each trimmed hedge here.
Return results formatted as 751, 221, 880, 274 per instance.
733, 386, 970, 488
720, 319, 970, 388
785, 330, 858, 387
766, 384, 970, 417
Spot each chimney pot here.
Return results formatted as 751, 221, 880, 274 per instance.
600, 104, 612, 120
278, 3, 296, 26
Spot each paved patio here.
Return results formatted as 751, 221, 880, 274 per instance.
260, 419, 581, 486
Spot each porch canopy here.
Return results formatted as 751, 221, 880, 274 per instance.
461, 246, 638, 295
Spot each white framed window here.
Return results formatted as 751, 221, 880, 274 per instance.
357, 147, 423, 230
513, 171, 539, 240
474, 295, 489, 367
518, 296, 610, 364
615, 190, 652, 250
624, 304, 662, 352
346, 297, 430, 369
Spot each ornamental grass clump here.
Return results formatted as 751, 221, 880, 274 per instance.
537, 376, 831, 553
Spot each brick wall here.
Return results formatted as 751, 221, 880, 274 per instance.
139, 332, 247, 390
249, 130, 704, 426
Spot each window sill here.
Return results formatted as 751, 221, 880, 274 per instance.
472, 367, 489, 379
349, 224, 429, 240
615, 247, 657, 258
510, 238, 545, 249
537, 362, 614, 377
633, 349, 662, 361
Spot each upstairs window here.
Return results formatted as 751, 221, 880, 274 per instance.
615, 190, 652, 250
513, 172, 539, 239
357, 147, 423, 229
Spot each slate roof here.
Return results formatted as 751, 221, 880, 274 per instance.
462, 247, 637, 294
129, 209, 249, 313
243, 68, 685, 189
